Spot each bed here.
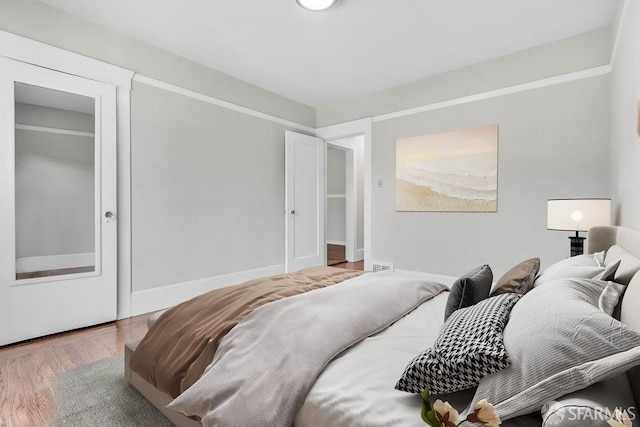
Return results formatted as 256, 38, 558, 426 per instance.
125, 225, 640, 426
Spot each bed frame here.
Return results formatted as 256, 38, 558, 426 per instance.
124, 225, 640, 426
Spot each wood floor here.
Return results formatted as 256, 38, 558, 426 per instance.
332, 260, 365, 270
327, 244, 364, 270
0, 313, 151, 427
327, 243, 347, 266
15, 266, 95, 281
0, 262, 365, 427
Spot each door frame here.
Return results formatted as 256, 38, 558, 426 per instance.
0, 30, 135, 319
316, 118, 373, 270
326, 140, 359, 263
0, 59, 120, 344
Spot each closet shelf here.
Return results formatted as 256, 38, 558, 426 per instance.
15, 124, 94, 138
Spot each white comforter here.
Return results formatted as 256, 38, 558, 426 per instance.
294, 273, 465, 427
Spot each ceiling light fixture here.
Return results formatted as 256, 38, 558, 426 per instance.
296, 0, 337, 11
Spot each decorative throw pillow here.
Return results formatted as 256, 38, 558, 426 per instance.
491, 258, 540, 295
468, 277, 640, 421
444, 265, 493, 321
395, 293, 521, 395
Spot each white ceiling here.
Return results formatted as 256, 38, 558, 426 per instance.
38, 0, 616, 108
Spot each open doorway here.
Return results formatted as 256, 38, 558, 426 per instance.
326, 135, 364, 268
326, 146, 347, 265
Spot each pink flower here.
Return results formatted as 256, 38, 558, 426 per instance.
432, 399, 460, 427
607, 409, 632, 427
466, 399, 501, 427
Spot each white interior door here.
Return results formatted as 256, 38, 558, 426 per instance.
0, 57, 117, 346
285, 131, 325, 272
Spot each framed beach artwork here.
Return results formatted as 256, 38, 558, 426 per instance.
396, 124, 498, 212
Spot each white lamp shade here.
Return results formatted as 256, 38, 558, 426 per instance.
296, 0, 337, 11
547, 199, 611, 232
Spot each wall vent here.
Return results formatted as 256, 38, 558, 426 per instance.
371, 261, 394, 272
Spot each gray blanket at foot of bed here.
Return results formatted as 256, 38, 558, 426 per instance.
168, 272, 446, 427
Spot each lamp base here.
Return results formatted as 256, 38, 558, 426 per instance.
569, 235, 586, 257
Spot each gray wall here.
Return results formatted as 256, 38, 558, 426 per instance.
2, 0, 620, 288
370, 76, 610, 277
326, 147, 346, 244
0, 0, 317, 291
610, 0, 640, 228
15, 103, 95, 258
317, 28, 611, 127
131, 82, 293, 290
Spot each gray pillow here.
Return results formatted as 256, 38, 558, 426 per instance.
444, 265, 493, 321
468, 278, 640, 421
545, 254, 601, 269
491, 258, 540, 295
541, 374, 638, 426
594, 259, 621, 281
534, 255, 605, 287
605, 245, 640, 286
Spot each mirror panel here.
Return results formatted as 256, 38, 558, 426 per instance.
14, 83, 97, 280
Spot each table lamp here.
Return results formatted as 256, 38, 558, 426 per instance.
547, 199, 611, 256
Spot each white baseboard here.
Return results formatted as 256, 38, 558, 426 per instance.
16, 252, 94, 273
394, 269, 457, 288
326, 240, 346, 246
130, 264, 285, 316
354, 248, 365, 262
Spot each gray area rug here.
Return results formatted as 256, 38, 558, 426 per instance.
54, 354, 173, 426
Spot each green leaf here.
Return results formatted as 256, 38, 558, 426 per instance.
421, 386, 431, 404
421, 404, 430, 424
421, 408, 442, 427
420, 386, 442, 427
421, 386, 432, 411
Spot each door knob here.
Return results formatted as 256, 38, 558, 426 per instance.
105, 211, 114, 219
289, 210, 295, 215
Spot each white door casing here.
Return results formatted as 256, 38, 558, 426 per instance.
285, 131, 326, 272
327, 138, 362, 263
0, 57, 118, 346
315, 118, 373, 270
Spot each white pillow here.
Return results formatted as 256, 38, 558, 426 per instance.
598, 280, 626, 316
534, 255, 604, 287
593, 250, 606, 267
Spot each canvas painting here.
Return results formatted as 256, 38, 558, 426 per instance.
396, 124, 498, 212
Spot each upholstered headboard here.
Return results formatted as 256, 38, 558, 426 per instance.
587, 225, 640, 406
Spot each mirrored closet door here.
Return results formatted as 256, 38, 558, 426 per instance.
0, 57, 117, 346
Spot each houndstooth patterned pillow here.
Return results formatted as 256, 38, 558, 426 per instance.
395, 293, 521, 395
